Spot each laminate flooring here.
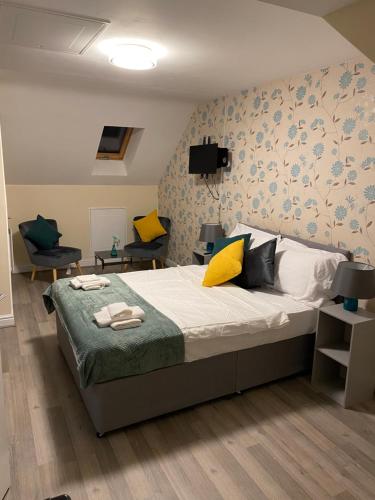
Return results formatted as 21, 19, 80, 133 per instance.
2, 266, 375, 499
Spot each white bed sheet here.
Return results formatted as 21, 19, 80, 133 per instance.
184, 288, 317, 361
118, 265, 317, 361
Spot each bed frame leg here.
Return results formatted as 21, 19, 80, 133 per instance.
96, 431, 105, 438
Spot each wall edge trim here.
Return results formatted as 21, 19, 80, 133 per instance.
0, 314, 15, 328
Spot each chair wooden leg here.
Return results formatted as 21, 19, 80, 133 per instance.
75, 261, 83, 275
52, 269, 57, 282
31, 266, 37, 281
123, 262, 128, 272
152, 259, 157, 270
160, 259, 165, 269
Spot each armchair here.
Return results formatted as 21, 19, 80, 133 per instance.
19, 219, 82, 282
123, 216, 171, 270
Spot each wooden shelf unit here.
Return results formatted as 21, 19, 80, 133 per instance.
312, 304, 375, 408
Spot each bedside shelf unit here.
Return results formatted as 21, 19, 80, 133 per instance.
192, 249, 212, 265
312, 304, 375, 408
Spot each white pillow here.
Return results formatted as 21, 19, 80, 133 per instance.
229, 223, 280, 249
281, 237, 347, 258
272, 239, 347, 308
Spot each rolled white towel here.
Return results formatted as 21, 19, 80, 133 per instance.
94, 308, 112, 327
103, 305, 145, 321
111, 318, 142, 331
70, 277, 111, 290
76, 274, 99, 283
94, 305, 145, 328
69, 277, 81, 290
126, 306, 145, 321
107, 302, 131, 319
82, 282, 105, 291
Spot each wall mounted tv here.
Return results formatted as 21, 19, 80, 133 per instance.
189, 143, 228, 174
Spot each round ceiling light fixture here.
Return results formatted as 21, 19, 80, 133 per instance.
99, 38, 166, 71
110, 44, 156, 70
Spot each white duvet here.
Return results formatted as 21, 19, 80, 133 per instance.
118, 265, 289, 342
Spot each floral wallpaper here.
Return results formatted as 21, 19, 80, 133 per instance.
159, 60, 375, 265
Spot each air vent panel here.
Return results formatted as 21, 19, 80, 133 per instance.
0, 2, 109, 54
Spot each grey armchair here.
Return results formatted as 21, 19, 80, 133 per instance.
19, 219, 82, 282
123, 216, 171, 270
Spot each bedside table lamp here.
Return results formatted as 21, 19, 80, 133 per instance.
331, 261, 375, 312
199, 223, 223, 254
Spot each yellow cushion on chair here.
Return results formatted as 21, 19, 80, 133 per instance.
202, 239, 244, 287
133, 210, 167, 242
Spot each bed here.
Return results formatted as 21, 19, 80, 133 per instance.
53, 231, 350, 436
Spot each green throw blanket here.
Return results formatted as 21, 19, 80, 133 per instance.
43, 274, 184, 388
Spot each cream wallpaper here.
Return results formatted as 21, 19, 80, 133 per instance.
159, 60, 375, 265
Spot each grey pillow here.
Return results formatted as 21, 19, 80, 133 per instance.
233, 238, 277, 289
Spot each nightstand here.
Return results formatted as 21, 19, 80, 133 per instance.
192, 249, 212, 265
312, 304, 375, 408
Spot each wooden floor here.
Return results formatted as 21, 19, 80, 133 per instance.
2, 266, 375, 499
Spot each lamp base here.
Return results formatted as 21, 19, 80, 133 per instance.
206, 242, 214, 254
343, 297, 358, 312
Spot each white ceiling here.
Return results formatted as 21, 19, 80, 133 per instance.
0, 0, 362, 101
258, 0, 357, 17
0, 0, 363, 186
0, 70, 193, 185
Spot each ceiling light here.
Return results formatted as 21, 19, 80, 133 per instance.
110, 44, 156, 70
99, 38, 166, 71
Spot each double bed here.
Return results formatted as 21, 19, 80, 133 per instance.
50, 231, 350, 436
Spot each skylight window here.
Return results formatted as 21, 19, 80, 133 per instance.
96, 126, 133, 160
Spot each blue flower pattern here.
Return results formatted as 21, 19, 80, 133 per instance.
342, 118, 356, 135
331, 161, 344, 177
159, 61, 375, 265
335, 206, 347, 221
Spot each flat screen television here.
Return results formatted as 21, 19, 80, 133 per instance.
189, 144, 219, 174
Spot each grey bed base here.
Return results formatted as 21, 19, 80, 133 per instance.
56, 314, 315, 435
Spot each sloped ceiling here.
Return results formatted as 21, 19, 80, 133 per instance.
258, 0, 357, 17
325, 0, 375, 63
0, 70, 193, 185
0, 0, 363, 185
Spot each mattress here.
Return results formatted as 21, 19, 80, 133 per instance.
184, 287, 317, 361
119, 265, 318, 363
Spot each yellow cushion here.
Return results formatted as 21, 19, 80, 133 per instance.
202, 239, 244, 287
133, 210, 167, 242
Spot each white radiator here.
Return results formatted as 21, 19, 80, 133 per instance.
89, 207, 127, 254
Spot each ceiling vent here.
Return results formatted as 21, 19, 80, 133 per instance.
0, 2, 109, 54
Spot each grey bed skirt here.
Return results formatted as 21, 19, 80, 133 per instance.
56, 314, 315, 435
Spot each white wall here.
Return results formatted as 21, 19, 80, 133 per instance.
7, 184, 159, 270
0, 125, 13, 326
0, 70, 194, 185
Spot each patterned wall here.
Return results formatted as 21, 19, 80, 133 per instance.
159, 60, 375, 265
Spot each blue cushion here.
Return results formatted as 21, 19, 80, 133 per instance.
25, 215, 62, 250
212, 233, 251, 256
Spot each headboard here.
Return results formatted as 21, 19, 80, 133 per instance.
250, 225, 352, 260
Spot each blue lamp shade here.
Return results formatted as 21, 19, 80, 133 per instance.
199, 223, 223, 253
331, 261, 375, 312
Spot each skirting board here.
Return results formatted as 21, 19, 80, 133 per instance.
0, 314, 15, 328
